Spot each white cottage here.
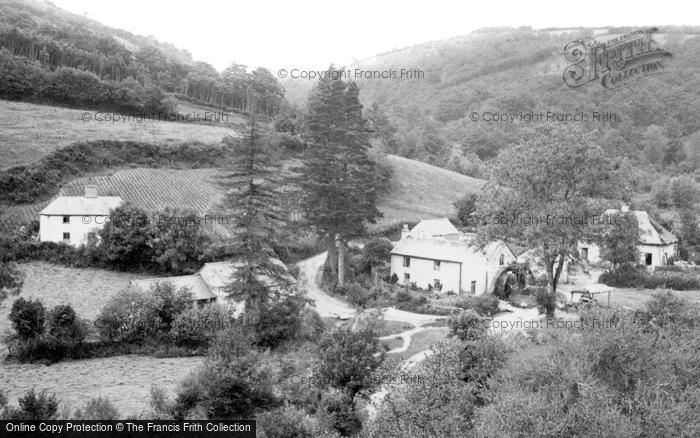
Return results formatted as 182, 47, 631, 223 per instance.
39, 186, 123, 247
578, 204, 678, 267
390, 218, 516, 295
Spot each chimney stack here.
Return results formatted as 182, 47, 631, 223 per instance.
85, 185, 98, 198
401, 224, 410, 240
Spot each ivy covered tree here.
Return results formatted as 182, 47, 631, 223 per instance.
599, 212, 640, 270
299, 68, 382, 286
221, 121, 291, 314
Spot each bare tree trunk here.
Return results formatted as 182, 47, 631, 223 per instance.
327, 235, 337, 277
338, 236, 345, 287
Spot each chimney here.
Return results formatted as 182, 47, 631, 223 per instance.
85, 185, 98, 198
401, 224, 410, 240
620, 203, 630, 213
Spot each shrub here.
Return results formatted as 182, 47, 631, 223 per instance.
535, 288, 556, 317
46, 304, 86, 346
318, 390, 362, 437
338, 283, 372, 308
389, 273, 399, 284
258, 405, 318, 438
170, 303, 231, 348
456, 294, 500, 316
448, 310, 488, 342
298, 307, 325, 342
193, 352, 279, 419
150, 282, 194, 332
3, 389, 58, 420
95, 289, 161, 343
600, 265, 700, 290
73, 397, 120, 420
247, 296, 305, 349
9, 298, 45, 340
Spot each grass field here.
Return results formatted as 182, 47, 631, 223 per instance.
0, 100, 238, 168
606, 288, 700, 309
374, 155, 485, 230
1, 355, 202, 418
0, 262, 145, 338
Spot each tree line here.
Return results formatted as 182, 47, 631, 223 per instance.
0, 0, 285, 116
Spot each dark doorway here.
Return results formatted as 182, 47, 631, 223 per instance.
581, 248, 588, 261
645, 253, 652, 265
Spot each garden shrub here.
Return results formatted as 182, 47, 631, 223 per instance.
94, 289, 162, 343
456, 294, 500, 316
170, 303, 231, 348
247, 296, 305, 349
448, 310, 488, 342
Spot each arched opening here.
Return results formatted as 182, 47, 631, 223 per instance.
492, 263, 531, 299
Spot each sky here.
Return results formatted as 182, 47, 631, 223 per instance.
51, 0, 697, 72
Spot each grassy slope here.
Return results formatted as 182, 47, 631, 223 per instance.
0, 100, 241, 168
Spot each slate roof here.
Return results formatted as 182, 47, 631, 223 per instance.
39, 196, 123, 216
408, 218, 460, 238
603, 209, 678, 245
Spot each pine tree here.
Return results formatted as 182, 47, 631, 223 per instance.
299, 69, 382, 286
220, 119, 290, 313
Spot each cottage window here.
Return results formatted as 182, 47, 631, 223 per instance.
404, 273, 410, 282
434, 260, 441, 270
581, 247, 589, 261
403, 256, 411, 267
62, 216, 70, 224
645, 253, 652, 266
434, 279, 442, 290
470, 281, 476, 295
62, 232, 70, 241
499, 254, 505, 266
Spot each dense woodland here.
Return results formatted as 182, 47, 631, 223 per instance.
286, 26, 700, 187
0, 0, 285, 115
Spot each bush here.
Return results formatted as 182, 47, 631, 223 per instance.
337, 283, 373, 308
246, 296, 305, 349
95, 289, 161, 343
456, 295, 500, 316
600, 264, 700, 290
46, 304, 86, 346
170, 303, 231, 348
3, 389, 58, 420
150, 282, 194, 332
9, 298, 45, 340
259, 405, 317, 438
535, 288, 556, 317
73, 397, 120, 420
448, 310, 488, 342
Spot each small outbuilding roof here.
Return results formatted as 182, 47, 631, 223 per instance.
39, 196, 123, 216
130, 274, 217, 301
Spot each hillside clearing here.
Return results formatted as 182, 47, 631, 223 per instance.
0, 100, 238, 168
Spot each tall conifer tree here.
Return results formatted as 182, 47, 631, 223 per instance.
300, 68, 382, 285
221, 119, 290, 312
